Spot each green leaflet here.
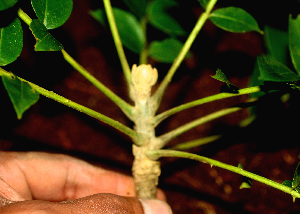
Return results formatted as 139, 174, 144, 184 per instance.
198, 0, 209, 10
264, 26, 288, 64
29, 19, 63, 51
209, 7, 263, 34
257, 55, 300, 82
31, 0, 73, 29
123, 0, 147, 19
0, 0, 18, 11
289, 15, 300, 75
148, 38, 184, 63
0, 18, 23, 66
148, 0, 186, 36
2, 75, 39, 119
238, 163, 252, 189
211, 69, 239, 93
90, 8, 145, 54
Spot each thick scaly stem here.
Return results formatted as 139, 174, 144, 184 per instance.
131, 64, 161, 198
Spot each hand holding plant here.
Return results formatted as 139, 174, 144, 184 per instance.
1, 0, 300, 212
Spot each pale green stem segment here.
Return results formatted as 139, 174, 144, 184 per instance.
17, 9, 135, 120
0, 68, 139, 142
154, 86, 260, 126
139, 16, 148, 65
151, 0, 218, 113
170, 135, 221, 150
61, 50, 134, 120
103, 0, 131, 86
155, 107, 241, 149
147, 149, 300, 199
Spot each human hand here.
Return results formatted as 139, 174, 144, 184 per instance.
0, 152, 172, 213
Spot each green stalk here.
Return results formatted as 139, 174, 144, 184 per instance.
147, 149, 300, 199
151, 0, 218, 112
17, 9, 135, 120
139, 16, 148, 65
155, 107, 241, 149
154, 86, 260, 126
61, 50, 134, 119
170, 135, 221, 150
0, 68, 139, 142
103, 0, 131, 86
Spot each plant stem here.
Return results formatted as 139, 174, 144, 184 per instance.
155, 107, 241, 149
0, 68, 139, 142
18, 9, 32, 25
151, 0, 218, 113
139, 16, 148, 65
154, 86, 260, 126
103, 0, 131, 86
61, 50, 135, 120
17, 9, 135, 120
147, 149, 300, 199
170, 135, 221, 150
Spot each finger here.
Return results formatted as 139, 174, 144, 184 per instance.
0, 152, 136, 201
0, 194, 172, 214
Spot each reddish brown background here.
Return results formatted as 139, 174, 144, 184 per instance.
1, 0, 300, 213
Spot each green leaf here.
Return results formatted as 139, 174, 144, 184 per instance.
91, 8, 145, 54
238, 163, 252, 189
148, 38, 184, 63
31, 0, 73, 29
282, 180, 292, 188
90, 9, 106, 26
2, 75, 39, 119
264, 26, 288, 64
123, 0, 147, 19
292, 162, 300, 193
198, 0, 209, 10
29, 19, 63, 51
289, 15, 300, 75
211, 69, 239, 93
209, 7, 263, 34
0, 0, 18, 11
148, 0, 186, 36
0, 18, 23, 66
257, 55, 300, 82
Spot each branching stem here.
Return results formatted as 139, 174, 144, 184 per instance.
18, 8, 135, 120
0, 68, 139, 142
155, 107, 242, 149
103, 0, 131, 86
154, 86, 260, 126
147, 149, 300, 199
151, 0, 218, 113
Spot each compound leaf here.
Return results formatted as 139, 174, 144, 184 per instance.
0, 18, 23, 66
31, 0, 73, 29
2, 75, 39, 119
210, 7, 263, 34
289, 15, 300, 75
29, 19, 63, 51
148, 38, 184, 63
148, 0, 186, 36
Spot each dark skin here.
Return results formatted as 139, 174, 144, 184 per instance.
0, 152, 170, 214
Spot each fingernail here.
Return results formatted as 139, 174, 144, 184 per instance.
139, 199, 172, 214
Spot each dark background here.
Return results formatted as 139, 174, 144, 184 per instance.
1, 0, 300, 213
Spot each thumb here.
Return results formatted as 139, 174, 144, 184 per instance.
62, 193, 172, 214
